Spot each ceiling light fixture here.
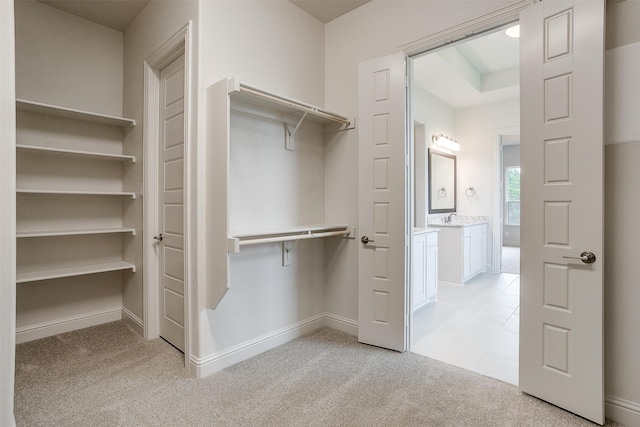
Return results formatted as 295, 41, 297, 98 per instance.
505, 24, 520, 38
432, 134, 460, 152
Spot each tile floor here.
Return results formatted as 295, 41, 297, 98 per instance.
501, 245, 520, 274
411, 272, 520, 385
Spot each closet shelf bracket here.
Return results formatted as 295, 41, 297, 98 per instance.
285, 111, 308, 151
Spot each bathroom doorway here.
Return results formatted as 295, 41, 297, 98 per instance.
500, 136, 521, 275
409, 22, 521, 385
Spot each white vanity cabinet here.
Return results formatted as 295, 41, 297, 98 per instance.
435, 222, 487, 285
413, 229, 438, 309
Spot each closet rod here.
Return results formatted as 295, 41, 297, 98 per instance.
238, 230, 351, 246
238, 85, 351, 127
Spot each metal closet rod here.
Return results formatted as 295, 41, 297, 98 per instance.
238, 85, 352, 127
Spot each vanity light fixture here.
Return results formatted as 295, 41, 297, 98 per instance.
432, 134, 460, 152
505, 24, 520, 38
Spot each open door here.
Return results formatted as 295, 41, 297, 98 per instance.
358, 53, 408, 351
520, 0, 605, 424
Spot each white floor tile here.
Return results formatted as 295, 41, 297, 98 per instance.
411, 272, 520, 386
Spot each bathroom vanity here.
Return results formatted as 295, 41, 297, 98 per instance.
429, 221, 487, 285
413, 228, 438, 309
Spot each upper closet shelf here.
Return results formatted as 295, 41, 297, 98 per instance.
227, 78, 352, 127
16, 99, 136, 128
227, 224, 352, 253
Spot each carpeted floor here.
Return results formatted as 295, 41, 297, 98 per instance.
15, 321, 622, 426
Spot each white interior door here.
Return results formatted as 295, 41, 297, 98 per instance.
158, 54, 186, 352
358, 53, 407, 351
520, 0, 605, 424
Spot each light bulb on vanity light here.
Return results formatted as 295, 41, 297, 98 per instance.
432, 134, 460, 152
505, 24, 520, 38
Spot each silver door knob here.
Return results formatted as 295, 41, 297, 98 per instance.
563, 251, 596, 264
153, 233, 164, 242
361, 236, 375, 244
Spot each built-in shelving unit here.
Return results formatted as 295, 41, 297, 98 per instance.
16, 99, 136, 293
205, 77, 353, 309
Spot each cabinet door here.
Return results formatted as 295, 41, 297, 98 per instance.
470, 225, 482, 275
463, 235, 471, 280
426, 239, 438, 301
412, 234, 427, 308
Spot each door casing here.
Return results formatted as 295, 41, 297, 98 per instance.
143, 22, 194, 371
402, 0, 535, 351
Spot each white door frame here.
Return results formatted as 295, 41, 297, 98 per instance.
493, 126, 520, 273
143, 22, 194, 370
401, 0, 534, 341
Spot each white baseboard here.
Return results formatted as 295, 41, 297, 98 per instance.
606, 395, 640, 426
191, 312, 358, 379
16, 307, 122, 344
121, 306, 144, 336
324, 312, 358, 336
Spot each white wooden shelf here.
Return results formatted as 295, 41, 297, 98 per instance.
228, 224, 352, 253
16, 189, 136, 199
17, 227, 136, 238
16, 99, 135, 128
16, 261, 136, 284
229, 79, 352, 127
16, 144, 135, 163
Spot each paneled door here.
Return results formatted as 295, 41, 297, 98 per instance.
358, 53, 407, 351
520, 0, 605, 424
158, 54, 186, 352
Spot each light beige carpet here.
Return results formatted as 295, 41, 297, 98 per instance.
15, 321, 622, 426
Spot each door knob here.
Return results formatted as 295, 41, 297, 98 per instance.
361, 236, 375, 244
153, 233, 164, 242
563, 251, 596, 264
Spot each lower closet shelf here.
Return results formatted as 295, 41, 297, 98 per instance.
16, 261, 136, 283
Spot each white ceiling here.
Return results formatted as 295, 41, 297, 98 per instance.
36, 0, 150, 32
37, 0, 369, 32
289, 0, 371, 24
413, 27, 520, 109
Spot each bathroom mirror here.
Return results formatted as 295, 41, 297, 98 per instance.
428, 149, 456, 213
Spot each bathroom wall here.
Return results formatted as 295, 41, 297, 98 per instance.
412, 83, 456, 227
454, 97, 519, 271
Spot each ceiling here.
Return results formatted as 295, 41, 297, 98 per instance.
36, 0, 149, 32
289, 0, 371, 24
413, 27, 520, 109
36, 0, 369, 32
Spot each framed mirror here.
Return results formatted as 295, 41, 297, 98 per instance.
428, 148, 456, 213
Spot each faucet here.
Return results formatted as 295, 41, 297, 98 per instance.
445, 213, 457, 223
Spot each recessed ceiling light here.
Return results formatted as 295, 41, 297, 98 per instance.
505, 25, 520, 38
